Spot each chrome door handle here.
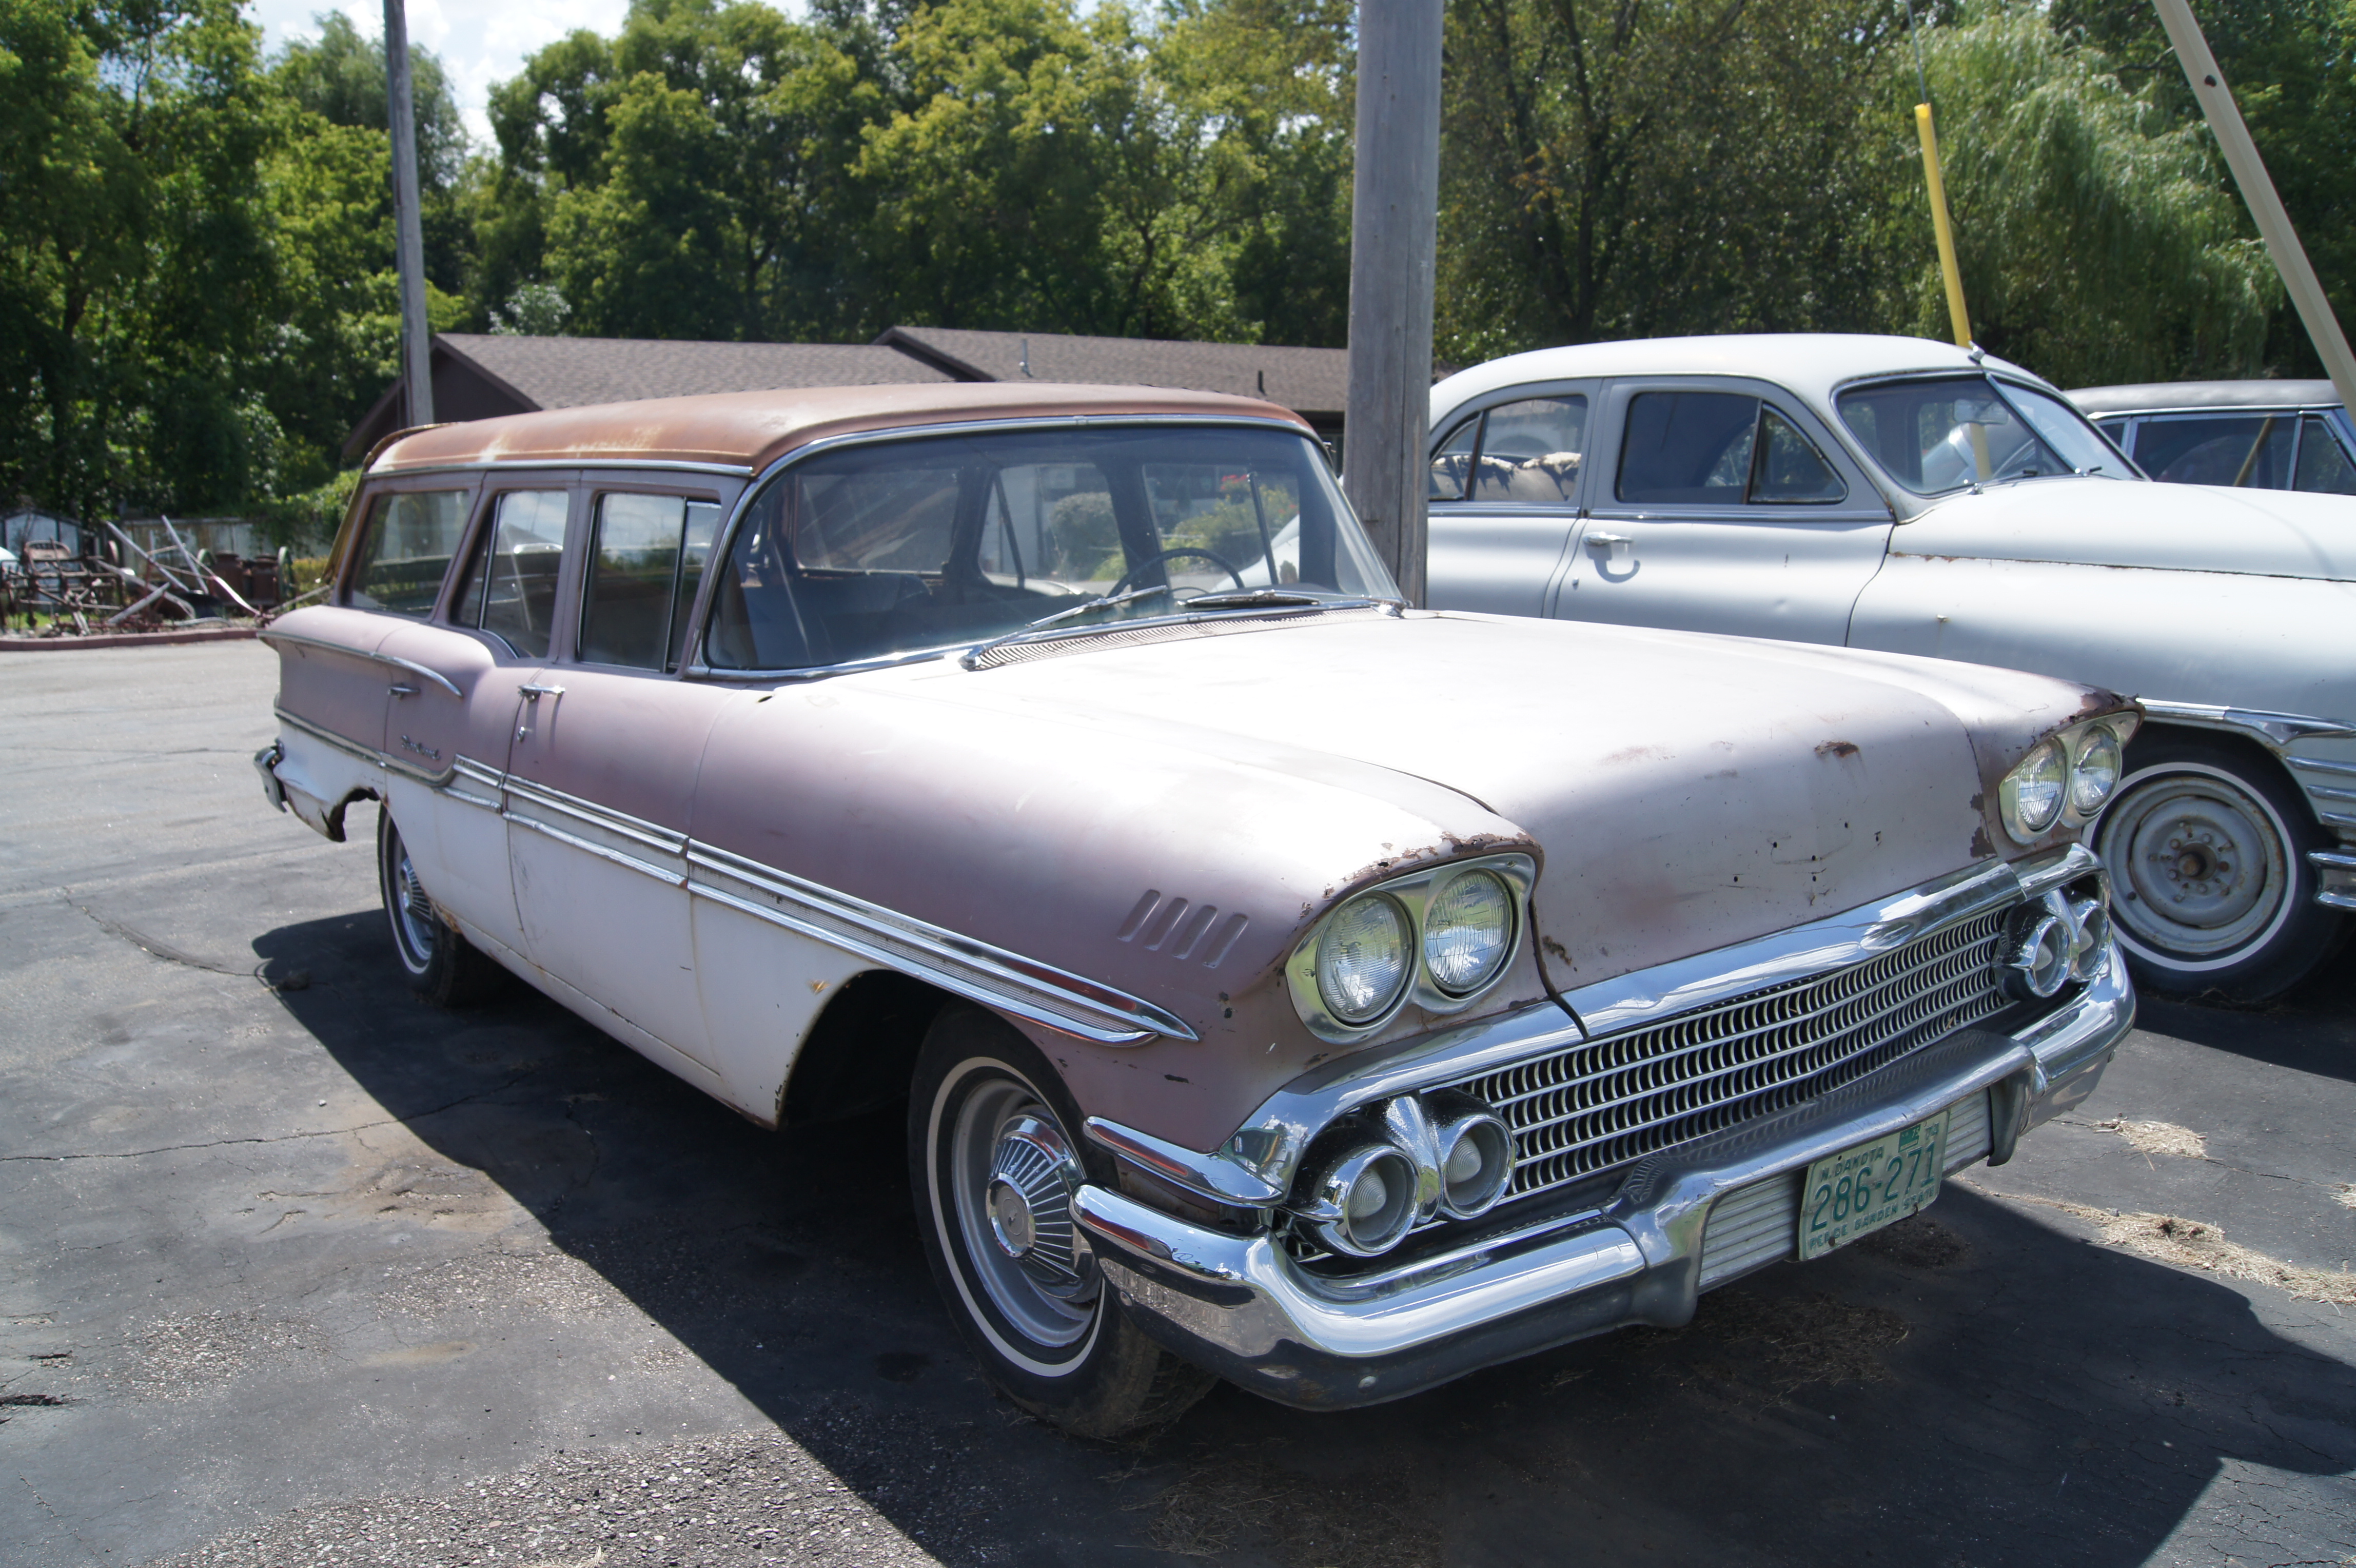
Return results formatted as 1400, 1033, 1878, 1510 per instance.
388, 683, 418, 698
518, 683, 566, 700
1585, 532, 1634, 563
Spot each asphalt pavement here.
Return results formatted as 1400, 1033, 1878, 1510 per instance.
2, 640, 2350, 1567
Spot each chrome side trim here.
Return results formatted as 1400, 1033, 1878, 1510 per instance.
685, 840, 1196, 1046
2288, 755, 2356, 780
1083, 1117, 1285, 1206
2310, 849, 2356, 913
2136, 698, 2356, 749
259, 629, 462, 698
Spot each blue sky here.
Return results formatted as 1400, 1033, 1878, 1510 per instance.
247, 2, 636, 143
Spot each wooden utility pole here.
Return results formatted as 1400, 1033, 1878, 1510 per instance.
2151, 0, 2356, 415
1342, 2, 1443, 606
384, 0, 435, 427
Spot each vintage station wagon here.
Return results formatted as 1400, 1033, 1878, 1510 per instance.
258, 382, 2135, 1435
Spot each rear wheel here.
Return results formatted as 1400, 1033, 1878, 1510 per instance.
910, 1005, 1214, 1438
376, 807, 505, 1007
2093, 735, 2346, 1002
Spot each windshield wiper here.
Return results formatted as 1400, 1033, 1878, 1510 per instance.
959, 584, 1169, 669
1179, 588, 1333, 611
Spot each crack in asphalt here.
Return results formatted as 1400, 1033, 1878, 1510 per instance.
2055, 1115, 2351, 1200
0, 1069, 546, 1164
63, 894, 277, 983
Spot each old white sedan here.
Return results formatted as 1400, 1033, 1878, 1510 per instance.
1427, 334, 2355, 1001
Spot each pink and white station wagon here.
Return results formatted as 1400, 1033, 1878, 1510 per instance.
257, 381, 2136, 1435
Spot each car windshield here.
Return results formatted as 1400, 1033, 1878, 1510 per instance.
1835, 375, 2128, 496
702, 423, 1396, 673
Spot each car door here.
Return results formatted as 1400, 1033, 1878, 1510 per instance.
371, 486, 573, 958
1558, 378, 1894, 643
1425, 384, 1595, 616
502, 478, 732, 1075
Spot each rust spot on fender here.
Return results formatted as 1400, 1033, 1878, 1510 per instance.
1816, 739, 1861, 760
1970, 825, 1994, 858
1601, 745, 1666, 765
1541, 935, 1572, 964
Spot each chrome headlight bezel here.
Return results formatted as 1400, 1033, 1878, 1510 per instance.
1998, 712, 2139, 845
1287, 852, 1536, 1043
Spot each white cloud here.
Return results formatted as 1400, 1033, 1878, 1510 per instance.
247, 0, 636, 144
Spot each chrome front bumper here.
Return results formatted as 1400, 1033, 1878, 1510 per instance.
1074, 943, 2132, 1411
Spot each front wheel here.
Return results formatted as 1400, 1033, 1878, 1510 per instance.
2092, 736, 2347, 1003
910, 1005, 1214, 1438
376, 807, 506, 1007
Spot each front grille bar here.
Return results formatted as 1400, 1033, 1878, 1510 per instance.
1449, 909, 2013, 1204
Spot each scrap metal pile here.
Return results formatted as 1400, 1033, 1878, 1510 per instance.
2, 519, 303, 638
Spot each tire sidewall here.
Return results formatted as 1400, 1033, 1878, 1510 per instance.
376, 806, 442, 985
2093, 735, 2341, 999
908, 1007, 1124, 1405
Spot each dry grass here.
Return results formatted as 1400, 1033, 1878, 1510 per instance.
2002, 1193, 2356, 1305
2090, 1118, 2209, 1161
2333, 1184, 2356, 1213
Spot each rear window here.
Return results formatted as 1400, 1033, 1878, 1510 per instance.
349, 489, 469, 616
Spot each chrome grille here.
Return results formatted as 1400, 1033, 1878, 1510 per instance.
1450, 909, 2013, 1206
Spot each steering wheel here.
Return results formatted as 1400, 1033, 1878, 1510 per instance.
1111, 546, 1248, 597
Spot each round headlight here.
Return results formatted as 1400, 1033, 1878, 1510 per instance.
2070, 726, 2122, 815
1423, 870, 1514, 995
1316, 894, 1411, 1024
1301, 1140, 1420, 1256
2001, 739, 2066, 839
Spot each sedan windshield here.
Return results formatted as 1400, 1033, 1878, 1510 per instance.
1836, 375, 2129, 496
701, 424, 1396, 673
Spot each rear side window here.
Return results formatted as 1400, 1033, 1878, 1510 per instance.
579, 494, 721, 671
2131, 414, 2292, 488
2296, 415, 2356, 494
457, 491, 569, 659
349, 489, 469, 616
1617, 393, 1759, 504
1427, 397, 1587, 504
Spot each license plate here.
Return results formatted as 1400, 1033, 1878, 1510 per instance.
1797, 1109, 1952, 1261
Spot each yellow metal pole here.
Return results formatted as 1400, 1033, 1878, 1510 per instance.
1916, 102, 1989, 479
1915, 103, 1972, 346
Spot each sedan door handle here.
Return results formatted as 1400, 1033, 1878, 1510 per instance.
388, 683, 418, 698
1585, 532, 1634, 563
518, 683, 566, 700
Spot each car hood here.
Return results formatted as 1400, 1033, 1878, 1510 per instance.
869, 611, 2099, 990
1896, 476, 2356, 582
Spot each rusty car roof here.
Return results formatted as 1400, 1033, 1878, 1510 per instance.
367, 382, 1314, 476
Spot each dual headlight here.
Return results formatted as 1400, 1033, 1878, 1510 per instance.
1289, 854, 1533, 1041
1997, 714, 2138, 844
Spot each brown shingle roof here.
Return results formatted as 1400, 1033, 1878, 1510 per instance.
874, 326, 1348, 421
370, 382, 1310, 477
437, 333, 956, 408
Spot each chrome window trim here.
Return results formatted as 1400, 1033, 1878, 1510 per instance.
2136, 698, 2356, 750
266, 704, 1194, 1046
367, 458, 756, 479
1107, 845, 2098, 1206
259, 629, 463, 698
680, 413, 1373, 681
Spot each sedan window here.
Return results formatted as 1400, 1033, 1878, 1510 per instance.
1617, 393, 1844, 505
349, 489, 469, 617
1752, 409, 1848, 503
2296, 415, 2356, 494
1837, 375, 2123, 494
1428, 417, 1478, 500
2134, 415, 2293, 486
457, 491, 568, 658
579, 494, 721, 671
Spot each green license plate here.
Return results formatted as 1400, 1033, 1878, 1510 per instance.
1797, 1108, 1952, 1261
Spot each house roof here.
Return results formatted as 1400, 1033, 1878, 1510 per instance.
369, 382, 1312, 477
434, 334, 957, 408
876, 326, 1349, 421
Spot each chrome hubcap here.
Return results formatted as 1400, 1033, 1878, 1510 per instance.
950, 1081, 1098, 1346
2100, 769, 2289, 961
385, 828, 440, 970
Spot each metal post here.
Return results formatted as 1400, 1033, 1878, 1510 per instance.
1914, 106, 1972, 348
2151, 0, 2356, 415
384, 0, 435, 427
1342, 1, 1443, 607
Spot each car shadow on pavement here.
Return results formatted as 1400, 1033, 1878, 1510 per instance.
2133, 954, 2356, 1086
252, 912, 2356, 1568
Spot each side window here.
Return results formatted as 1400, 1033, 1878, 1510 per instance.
2136, 415, 2293, 488
1750, 408, 1847, 503
348, 489, 469, 616
706, 485, 814, 671
1428, 417, 1478, 500
1470, 397, 1586, 504
2295, 416, 2356, 494
1617, 392, 1759, 505
458, 491, 568, 659
579, 493, 722, 672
